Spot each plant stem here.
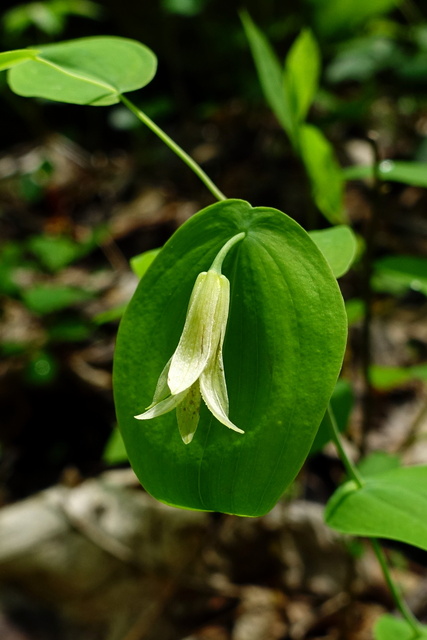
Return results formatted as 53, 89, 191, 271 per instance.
328, 404, 423, 638
327, 405, 364, 489
371, 539, 423, 638
120, 94, 227, 202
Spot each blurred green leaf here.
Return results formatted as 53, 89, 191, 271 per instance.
240, 11, 294, 139
343, 160, 427, 187
309, 225, 357, 278
28, 235, 84, 272
300, 124, 344, 224
3, 0, 102, 38
48, 317, 92, 341
373, 255, 427, 297
374, 614, 427, 640
345, 298, 365, 325
22, 284, 93, 314
308, 0, 403, 39
326, 37, 400, 83
93, 303, 128, 325
161, 0, 207, 16
370, 364, 427, 390
284, 29, 320, 124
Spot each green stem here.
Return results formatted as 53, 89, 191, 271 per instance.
327, 405, 364, 489
371, 539, 423, 638
328, 404, 423, 637
210, 232, 245, 273
120, 94, 227, 202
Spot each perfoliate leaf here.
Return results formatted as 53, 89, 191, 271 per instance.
325, 465, 427, 551
6, 37, 157, 106
113, 199, 347, 516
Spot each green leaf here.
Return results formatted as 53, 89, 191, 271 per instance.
130, 248, 161, 278
311, 379, 354, 454
0, 49, 38, 71
22, 284, 93, 314
325, 465, 427, 551
284, 29, 320, 124
343, 161, 427, 188
300, 124, 345, 224
309, 0, 403, 39
94, 303, 128, 325
309, 225, 357, 278
113, 199, 347, 516
374, 614, 427, 640
27, 234, 87, 272
7, 36, 157, 106
345, 298, 365, 325
370, 364, 427, 390
373, 256, 427, 297
240, 11, 294, 140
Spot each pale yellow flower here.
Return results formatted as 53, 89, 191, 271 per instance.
135, 233, 245, 444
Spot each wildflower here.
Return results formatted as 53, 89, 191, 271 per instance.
135, 232, 245, 444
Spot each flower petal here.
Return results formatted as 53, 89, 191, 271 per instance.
200, 342, 244, 435
134, 388, 188, 420
168, 271, 223, 395
148, 357, 172, 407
176, 382, 202, 444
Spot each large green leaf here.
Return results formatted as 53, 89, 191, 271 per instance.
309, 225, 357, 278
6, 37, 157, 106
374, 614, 427, 640
113, 199, 347, 516
325, 466, 427, 551
300, 124, 345, 224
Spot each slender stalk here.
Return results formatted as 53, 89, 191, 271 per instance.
120, 94, 227, 202
371, 539, 423, 638
328, 404, 423, 637
327, 405, 364, 488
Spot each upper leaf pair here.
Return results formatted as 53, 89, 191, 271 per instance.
241, 12, 344, 224
0, 36, 157, 105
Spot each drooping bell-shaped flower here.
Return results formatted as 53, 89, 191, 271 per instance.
135, 232, 245, 444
